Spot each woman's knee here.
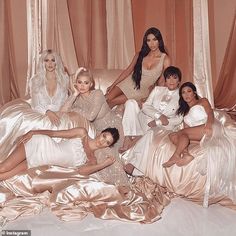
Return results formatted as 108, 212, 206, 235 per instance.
169, 132, 178, 142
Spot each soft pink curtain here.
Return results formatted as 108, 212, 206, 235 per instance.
131, 0, 193, 83
0, 0, 11, 105
214, 13, 236, 109
0, 0, 27, 105
67, 0, 107, 69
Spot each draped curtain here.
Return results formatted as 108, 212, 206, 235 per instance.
193, 0, 214, 106
214, 12, 236, 110
106, 0, 135, 69
0, 0, 28, 105
0, 0, 235, 109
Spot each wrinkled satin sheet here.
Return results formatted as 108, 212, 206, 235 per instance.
0, 99, 170, 226
122, 110, 236, 208
0, 99, 93, 160
0, 166, 170, 227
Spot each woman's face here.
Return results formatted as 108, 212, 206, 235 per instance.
96, 132, 114, 148
76, 75, 93, 94
44, 53, 56, 72
181, 86, 196, 103
165, 75, 179, 91
146, 33, 159, 51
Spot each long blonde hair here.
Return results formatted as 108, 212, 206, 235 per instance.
29, 49, 69, 96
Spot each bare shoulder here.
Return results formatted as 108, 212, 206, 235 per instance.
199, 98, 212, 109
163, 54, 171, 68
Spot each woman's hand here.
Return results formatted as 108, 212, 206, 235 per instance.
148, 120, 157, 128
159, 114, 169, 126
46, 110, 61, 126
106, 84, 115, 95
17, 131, 34, 145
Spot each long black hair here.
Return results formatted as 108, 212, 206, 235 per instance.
177, 82, 199, 116
132, 27, 167, 89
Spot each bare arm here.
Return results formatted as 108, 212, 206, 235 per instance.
17, 127, 87, 145
106, 53, 139, 93
201, 98, 214, 135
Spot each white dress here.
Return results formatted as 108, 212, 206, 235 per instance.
25, 135, 87, 168
121, 105, 236, 207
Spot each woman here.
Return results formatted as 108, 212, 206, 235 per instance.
0, 127, 119, 180
61, 67, 123, 142
60, 68, 127, 186
28, 49, 69, 125
120, 66, 183, 152
122, 82, 236, 208
105, 27, 171, 108
163, 82, 214, 167
0, 50, 89, 160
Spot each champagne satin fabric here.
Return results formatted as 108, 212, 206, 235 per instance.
122, 110, 236, 208
0, 166, 170, 227
0, 98, 91, 160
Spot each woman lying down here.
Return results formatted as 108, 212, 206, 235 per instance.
0, 127, 169, 225
0, 127, 119, 180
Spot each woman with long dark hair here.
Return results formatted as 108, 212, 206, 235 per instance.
162, 82, 214, 167
105, 27, 170, 108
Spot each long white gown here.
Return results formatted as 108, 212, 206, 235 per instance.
121, 105, 236, 207
25, 135, 87, 168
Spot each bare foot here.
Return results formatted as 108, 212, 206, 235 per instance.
123, 163, 135, 175
176, 153, 194, 167
162, 153, 180, 168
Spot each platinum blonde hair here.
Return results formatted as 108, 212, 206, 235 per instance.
74, 67, 95, 90
29, 49, 69, 96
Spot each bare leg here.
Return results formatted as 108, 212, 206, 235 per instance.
105, 86, 123, 101
0, 144, 26, 173
119, 136, 132, 153
0, 160, 27, 180
119, 135, 142, 153
108, 95, 128, 109
163, 125, 205, 168
106, 86, 128, 108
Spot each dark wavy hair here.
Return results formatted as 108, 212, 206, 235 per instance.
177, 82, 199, 116
132, 27, 167, 89
101, 127, 119, 146
163, 66, 182, 82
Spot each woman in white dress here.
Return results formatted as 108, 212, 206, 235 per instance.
122, 82, 236, 207
0, 127, 119, 180
162, 82, 214, 167
0, 50, 86, 160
